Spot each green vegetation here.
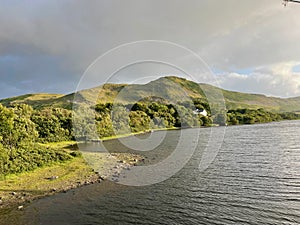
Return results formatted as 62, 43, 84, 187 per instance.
0, 104, 77, 176
2, 76, 299, 211
93, 100, 209, 139
32, 107, 73, 143
227, 108, 300, 125
1, 76, 300, 179
0, 152, 98, 209
3, 76, 300, 112
0, 144, 72, 176
0, 96, 211, 177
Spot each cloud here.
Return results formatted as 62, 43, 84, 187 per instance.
217, 62, 300, 97
202, 3, 300, 69
0, 0, 300, 98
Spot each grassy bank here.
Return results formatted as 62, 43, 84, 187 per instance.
0, 143, 100, 209
99, 127, 179, 141
0, 125, 230, 210
0, 140, 144, 210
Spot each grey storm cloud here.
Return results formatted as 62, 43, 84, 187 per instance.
0, 0, 300, 98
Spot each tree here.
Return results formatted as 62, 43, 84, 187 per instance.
0, 104, 38, 158
111, 106, 130, 135
12, 104, 38, 147
73, 105, 99, 140
32, 107, 73, 142
214, 113, 227, 126
176, 105, 199, 128
129, 111, 151, 132
0, 104, 15, 151
95, 111, 114, 138
199, 115, 212, 126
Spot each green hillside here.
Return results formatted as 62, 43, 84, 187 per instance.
1, 76, 300, 112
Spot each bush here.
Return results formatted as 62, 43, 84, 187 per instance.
0, 144, 73, 176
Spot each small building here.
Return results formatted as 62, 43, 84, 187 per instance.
193, 108, 208, 116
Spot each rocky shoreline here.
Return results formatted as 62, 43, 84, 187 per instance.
0, 173, 102, 210
0, 152, 144, 211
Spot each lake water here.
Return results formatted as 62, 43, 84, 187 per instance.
2, 121, 300, 224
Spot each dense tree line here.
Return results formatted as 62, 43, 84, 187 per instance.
1, 100, 300, 176
0, 104, 74, 176
94, 100, 211, 138
227, 108, 300, 125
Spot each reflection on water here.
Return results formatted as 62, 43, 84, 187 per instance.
2, 121, 300, 224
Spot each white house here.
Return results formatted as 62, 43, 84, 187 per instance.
193, 108, 208, 116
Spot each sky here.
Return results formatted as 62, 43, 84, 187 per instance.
1, 0, 300, 99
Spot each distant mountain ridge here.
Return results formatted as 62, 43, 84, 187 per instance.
2, 76, 300, 112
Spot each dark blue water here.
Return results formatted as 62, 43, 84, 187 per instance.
2, 121, 300, 224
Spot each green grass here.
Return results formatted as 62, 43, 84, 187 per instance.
99, 127, 179, 141
0, 142, 98, 208
0, 139, 145, 209
39, 141, 78, 149
0, 157, 96, 205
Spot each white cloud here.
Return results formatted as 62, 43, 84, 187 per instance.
0, 0, 300, 98
217, 62, 300, 97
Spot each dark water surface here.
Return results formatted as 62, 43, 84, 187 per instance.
2, 121, 300, 224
